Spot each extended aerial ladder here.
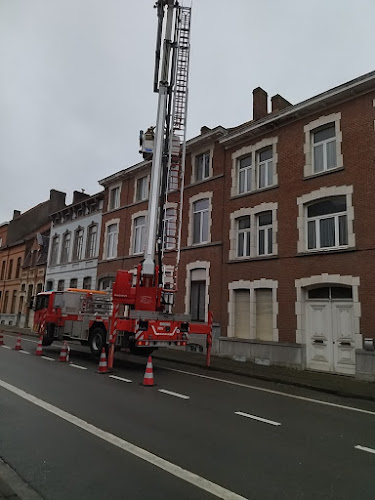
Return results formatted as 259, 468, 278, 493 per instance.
107, 1, 213, 370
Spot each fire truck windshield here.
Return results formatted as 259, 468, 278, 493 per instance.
34, 294, 50, 311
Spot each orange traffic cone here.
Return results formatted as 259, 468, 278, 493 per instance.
35, 336, 43, 356
14, 335, 22, 351
0, 331, 4, 346
97, 348, 109, 374
59, 341, 68, 362
142, 355, 155, 386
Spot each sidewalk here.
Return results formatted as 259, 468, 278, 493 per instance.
1, 324, 374, 402
0, 458, 42, 500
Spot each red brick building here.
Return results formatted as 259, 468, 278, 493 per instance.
97, 71, 375, 380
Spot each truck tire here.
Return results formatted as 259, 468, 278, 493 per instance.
42, 323, 54, 346
88, 327, 106, 356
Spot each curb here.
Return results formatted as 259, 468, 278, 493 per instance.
152, 353, 375, 403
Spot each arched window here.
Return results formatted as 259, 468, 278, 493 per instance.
307, 196, 347, 250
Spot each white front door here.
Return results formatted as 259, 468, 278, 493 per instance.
305, 286, 355, 375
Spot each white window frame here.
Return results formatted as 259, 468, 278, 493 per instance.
134, 175, 149, 202
60, 232, 71, 264
195, 151, 211, 182
238, 156, 254, 194
73, 227, 84, 261
303, 113, 343, 177
257, 211, 273, 256
237, 216, 251, 258
50, 235, 59, 265
129, 210, 148, 255
306, 199, 348, 251
257, 148, 273, 189
108, 183, 121, 211
231, 137, 278, 197
297, 186, 355, 254
229, 203, 278, 260
86, 224, 98, 259
102, 219, 119, 260
133, 216, 146, 255
187, 192, 213, 246
191, 146, 214, 184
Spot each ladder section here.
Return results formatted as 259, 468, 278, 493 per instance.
161, 6, 191, 291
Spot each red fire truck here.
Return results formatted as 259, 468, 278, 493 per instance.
33, 1, 213, 367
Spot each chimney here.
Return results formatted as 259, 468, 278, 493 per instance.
49, 189, 66, 206
12, 210, 21, 220
72, 190, 90, 205
253, 87, 268, 121
200, 126, 211, 135
271, 94, 291, 113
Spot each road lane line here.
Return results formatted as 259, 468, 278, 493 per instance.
355, 445, 375, 455
69, 364, 87, 370
41, 356, 55, 361
235, 411, 281, 426
161, 367, 375, 417
109, 375, 132, 383
19, 350, 30, 355
1, 346, 11, 350
0, 379, 246, 500
158, 389, 190, 400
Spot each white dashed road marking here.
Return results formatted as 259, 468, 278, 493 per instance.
0, 379, 247, 500
1, 345, 11, 350
158, 389, 190, 400
19, 350, 30, 355
235, 411, 281, 426
355, 445, 375, 455
69, 364, 87, 370
109, 375, 132, 383
41, 356, 55, 361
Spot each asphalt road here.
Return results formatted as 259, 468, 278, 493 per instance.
1, 333, 375, 500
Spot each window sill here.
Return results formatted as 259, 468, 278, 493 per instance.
181, 241, 222, 251
227, 254, 278, 263
296, 246, 356, 257
231, 184, 278, 200
185, 173, 224, 189
303, 166, 344, 180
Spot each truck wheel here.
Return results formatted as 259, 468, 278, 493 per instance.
89, 327, 106, 356
42, 323, 54, 346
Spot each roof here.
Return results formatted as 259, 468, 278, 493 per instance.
221, 69, 375, 147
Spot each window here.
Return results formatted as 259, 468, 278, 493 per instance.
307, 196, 348, 250
193, 199, 209, 244
163, 208, 176, 250
312, 125, 336, 173
10, 290, 17, 314
237, 216, 251, 258
7, 260, 13, 280
15, 257, 21, 278
60, 232, 71, 263
135, 176, 148, 201
257, 211, 273, 256
106, 224, 118, 259
73, 228, 84, 260
109, 186, 120, 210
190, 270, 206, 322
57, 280, 64, 291
257, 148, 273, 189
238, 156, 253, 194
98, 277, 115, 290
2, 290, 9, 313
0, 237, 2, 247
195, 152, 210, 182
86, 225, 98, 258
83, 277, 92, 290
133, 216, 145, 254
70, 278, 78, 288
50, 235, 59, 265
1, 261, 6, 280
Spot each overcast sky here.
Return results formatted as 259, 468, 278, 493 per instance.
1, 0, 374, 223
